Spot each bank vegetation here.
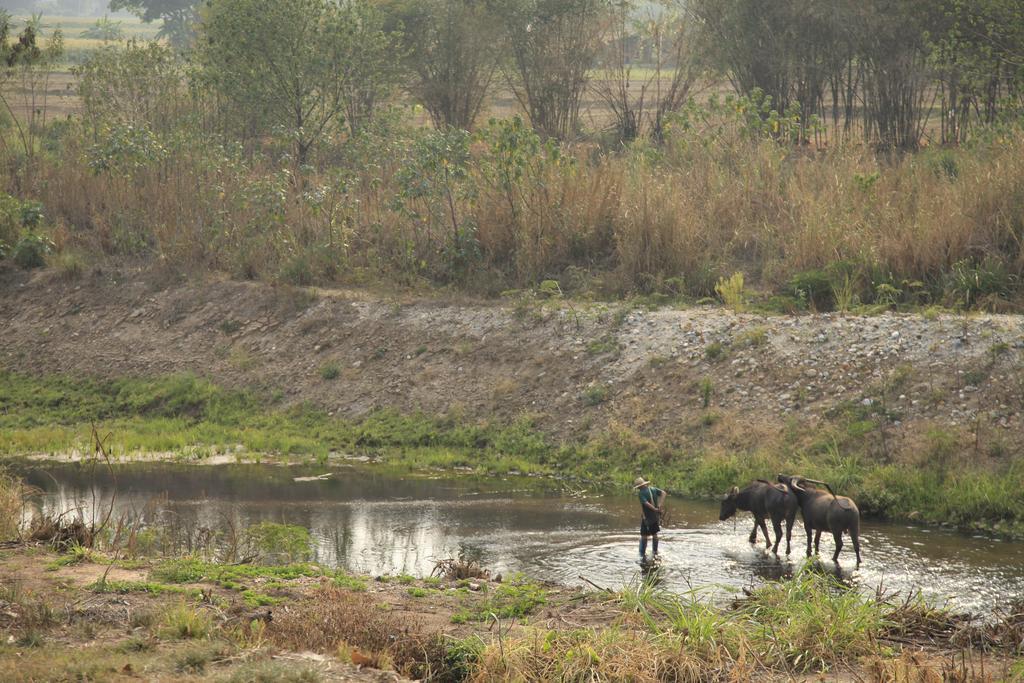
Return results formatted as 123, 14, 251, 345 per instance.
0, 1, 1022, 312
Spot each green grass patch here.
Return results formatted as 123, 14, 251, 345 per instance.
88, 579, 200, 598
451, 575, 546, 623
149, 558, 366, 592
241, 590, 284, 607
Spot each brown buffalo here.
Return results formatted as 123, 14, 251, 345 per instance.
777, 474, 862, 566
719, 479, 799, 555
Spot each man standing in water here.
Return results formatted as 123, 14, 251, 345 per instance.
634, 477, 666, 565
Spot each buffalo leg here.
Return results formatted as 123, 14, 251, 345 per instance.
813, 530, 822, 555
851, 530, 862, 567
784, 514, 794, 555
832, 531, 843, 564
804, 522, 813, 557
758, 519, 771, 549
748, 519, 759, 544
770, 518, 783, 554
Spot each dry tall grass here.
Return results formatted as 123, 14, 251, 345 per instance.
19, 112, 1024, 306
267, 585, 440, 677
0, 469, 27, 541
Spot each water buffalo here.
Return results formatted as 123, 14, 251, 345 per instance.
719, 479, 799, 555
777, 474, 861, 567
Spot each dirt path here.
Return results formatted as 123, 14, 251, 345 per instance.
2, 266, 1023, 458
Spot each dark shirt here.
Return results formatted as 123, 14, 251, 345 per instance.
638, 486, 663, 520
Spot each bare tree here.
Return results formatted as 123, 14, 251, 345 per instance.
384, 0, 503, 130
496, 0, 611, 140
592, 0, 702, 142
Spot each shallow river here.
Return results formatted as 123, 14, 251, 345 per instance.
12, 460, 1024, 615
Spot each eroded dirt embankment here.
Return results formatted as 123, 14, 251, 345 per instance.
2, 267, 1023, 462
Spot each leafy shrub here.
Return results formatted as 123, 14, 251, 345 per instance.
242, 522, 312, 564
12, 232, 54, 270
320, 363, 341, 381
582, 384, 610, 406
788, 269, 834, 311
949, 257, 1017, 308
0, 194, 44, 257
705, 342, 726, 362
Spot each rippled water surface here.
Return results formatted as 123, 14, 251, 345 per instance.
13, 461, 1024, 615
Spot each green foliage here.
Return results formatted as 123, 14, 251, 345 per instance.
86, 123, 171, 176
151, 558, 209, 584
582, 383, 610, 406
667, 89, 809, 149
87, 579, 199, 597
75, 41, 186, 135
160, 603, 212, 640
440, 635, 485, 681
493, 0, 609, 140
242, 522, 312, 564
585, 336, 619, 355
382, 0, 503, 129
788, 269, 835, 312
394, 127, 478, 280
0, 194, 44, 258
109, 0, 199, 49
79, 16, 125, 41
736, 327, 768, 348
741, 566, 892, 672
715, 272, 746, 312
12, 232, 54, 270
150, 556, 367, 593
700, 378, 714, 408
949, 257, 1017, 309
453, 574, 546, 622
704, 342, 726, 362
320, 363, 341, 381
197, 0, 403, 162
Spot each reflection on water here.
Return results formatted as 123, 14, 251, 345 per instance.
12, 460, 1024, 615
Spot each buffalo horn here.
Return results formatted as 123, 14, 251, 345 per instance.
802, 478, 837, 497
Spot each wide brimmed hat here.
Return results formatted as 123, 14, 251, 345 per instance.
632, 477, 651, 489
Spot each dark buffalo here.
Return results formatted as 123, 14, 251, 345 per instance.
777, 474, 862, 566
719, 479, 799, 555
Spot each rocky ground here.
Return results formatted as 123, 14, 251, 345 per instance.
2, 266, 1023, 464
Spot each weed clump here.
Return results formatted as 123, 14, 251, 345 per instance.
582, 383, 611, 406
268, 586, 437, 677
451, 575, 546, 623
319, 362, 341, 381
160, 603, 213, 639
